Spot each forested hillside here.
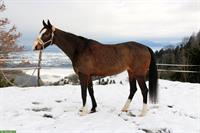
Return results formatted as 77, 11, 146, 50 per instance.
155, 31, 200, 83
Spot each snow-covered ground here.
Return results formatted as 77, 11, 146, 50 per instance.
24, 68, 75, 83
0, 69, 200, 133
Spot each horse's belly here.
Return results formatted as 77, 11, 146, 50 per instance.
93, 63, 127, 76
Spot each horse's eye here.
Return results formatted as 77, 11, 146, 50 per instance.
43, 33, 50, 38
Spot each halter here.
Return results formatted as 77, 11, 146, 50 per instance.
36, 26, 55, 47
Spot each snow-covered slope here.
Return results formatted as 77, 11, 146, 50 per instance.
0, 71, 200, 133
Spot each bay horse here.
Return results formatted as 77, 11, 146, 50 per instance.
33, 20, 158, 116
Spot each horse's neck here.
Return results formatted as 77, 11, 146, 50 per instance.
53, 29, 81, 60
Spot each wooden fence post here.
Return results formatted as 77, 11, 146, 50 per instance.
37, 50, 42, 86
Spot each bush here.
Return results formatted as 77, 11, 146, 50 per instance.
67, 74, 79, 85
0, 75, 13, 87
53, 74, 79, 86
97, 78, 116, 85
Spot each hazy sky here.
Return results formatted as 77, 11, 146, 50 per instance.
2, 0, 200, 45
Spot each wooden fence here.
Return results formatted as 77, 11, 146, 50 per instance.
1, 66, 200, 73
157, 64, 200, 73
1, 58, 200, 86
1, 58, 200, 73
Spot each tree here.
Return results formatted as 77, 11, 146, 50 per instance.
0, 1, 23, 87
0, 1, 22, 59
155, 30, 200, 83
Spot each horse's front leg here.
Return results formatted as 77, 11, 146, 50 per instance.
79, 73, 89, 116
88, 78, 97, 113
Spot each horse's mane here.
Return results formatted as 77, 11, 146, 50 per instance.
59, 29, 100, 46
78, 35, 100, 45
77, 36, 88, 41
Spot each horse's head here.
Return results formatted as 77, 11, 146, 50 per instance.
33, 20, 55, 51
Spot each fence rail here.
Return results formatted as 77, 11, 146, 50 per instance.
1, 59, 200, 87
1, 58, 200, 66
0, 65, 200, 73
0, 66, 70, 71
158, 69, 200, 73
0, 59, 60, 62
157, 64, 200, 67
0, 58, 200, 73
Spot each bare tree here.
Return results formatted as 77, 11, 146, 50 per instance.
0, 1, 23, 87
0, 0, 23, 59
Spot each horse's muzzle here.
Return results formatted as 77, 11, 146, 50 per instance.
33, 41, 43, 51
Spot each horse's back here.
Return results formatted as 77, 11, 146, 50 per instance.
73, 40, 151, 76
106, 41, 151, 76
90, 41, 151, 76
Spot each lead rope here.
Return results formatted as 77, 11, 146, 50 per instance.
0, 50, 44, 87
37, 50, 43, 86
1, 27, 55, 87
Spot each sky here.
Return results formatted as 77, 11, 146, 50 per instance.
2, 0, 200, 49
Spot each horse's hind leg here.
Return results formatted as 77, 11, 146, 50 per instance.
121, 71, 137, 112
79, 73, 89, 116
137, 77, 148, 116
88, 78, 97, 113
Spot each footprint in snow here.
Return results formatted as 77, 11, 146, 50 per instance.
139, 128, 172, 133
32, 107, 52, 112
55, 100, 62, 103
32, 101, 41, 105
55, 98, 67, 103
43, 113, 53, 118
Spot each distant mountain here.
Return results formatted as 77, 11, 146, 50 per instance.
137, 40, 167, 51
19, 32, 176, 52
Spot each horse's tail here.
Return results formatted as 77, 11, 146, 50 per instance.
147, 47, 158, 104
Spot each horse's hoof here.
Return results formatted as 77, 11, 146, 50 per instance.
90, 108, 96, 113
139, 104, 148, 117
138, 112, 146, 117
79, 112, 87, 116
79, 106, 88, 116
79, 110, 88, 116
139, 114, 145, 117
121, 109, 128, 112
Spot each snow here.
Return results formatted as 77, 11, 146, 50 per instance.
24, 68, 74, 83
0, 69, 200, 133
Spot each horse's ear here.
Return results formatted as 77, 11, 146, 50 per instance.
47, 20, 52, 29
42, 20, 48, 28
